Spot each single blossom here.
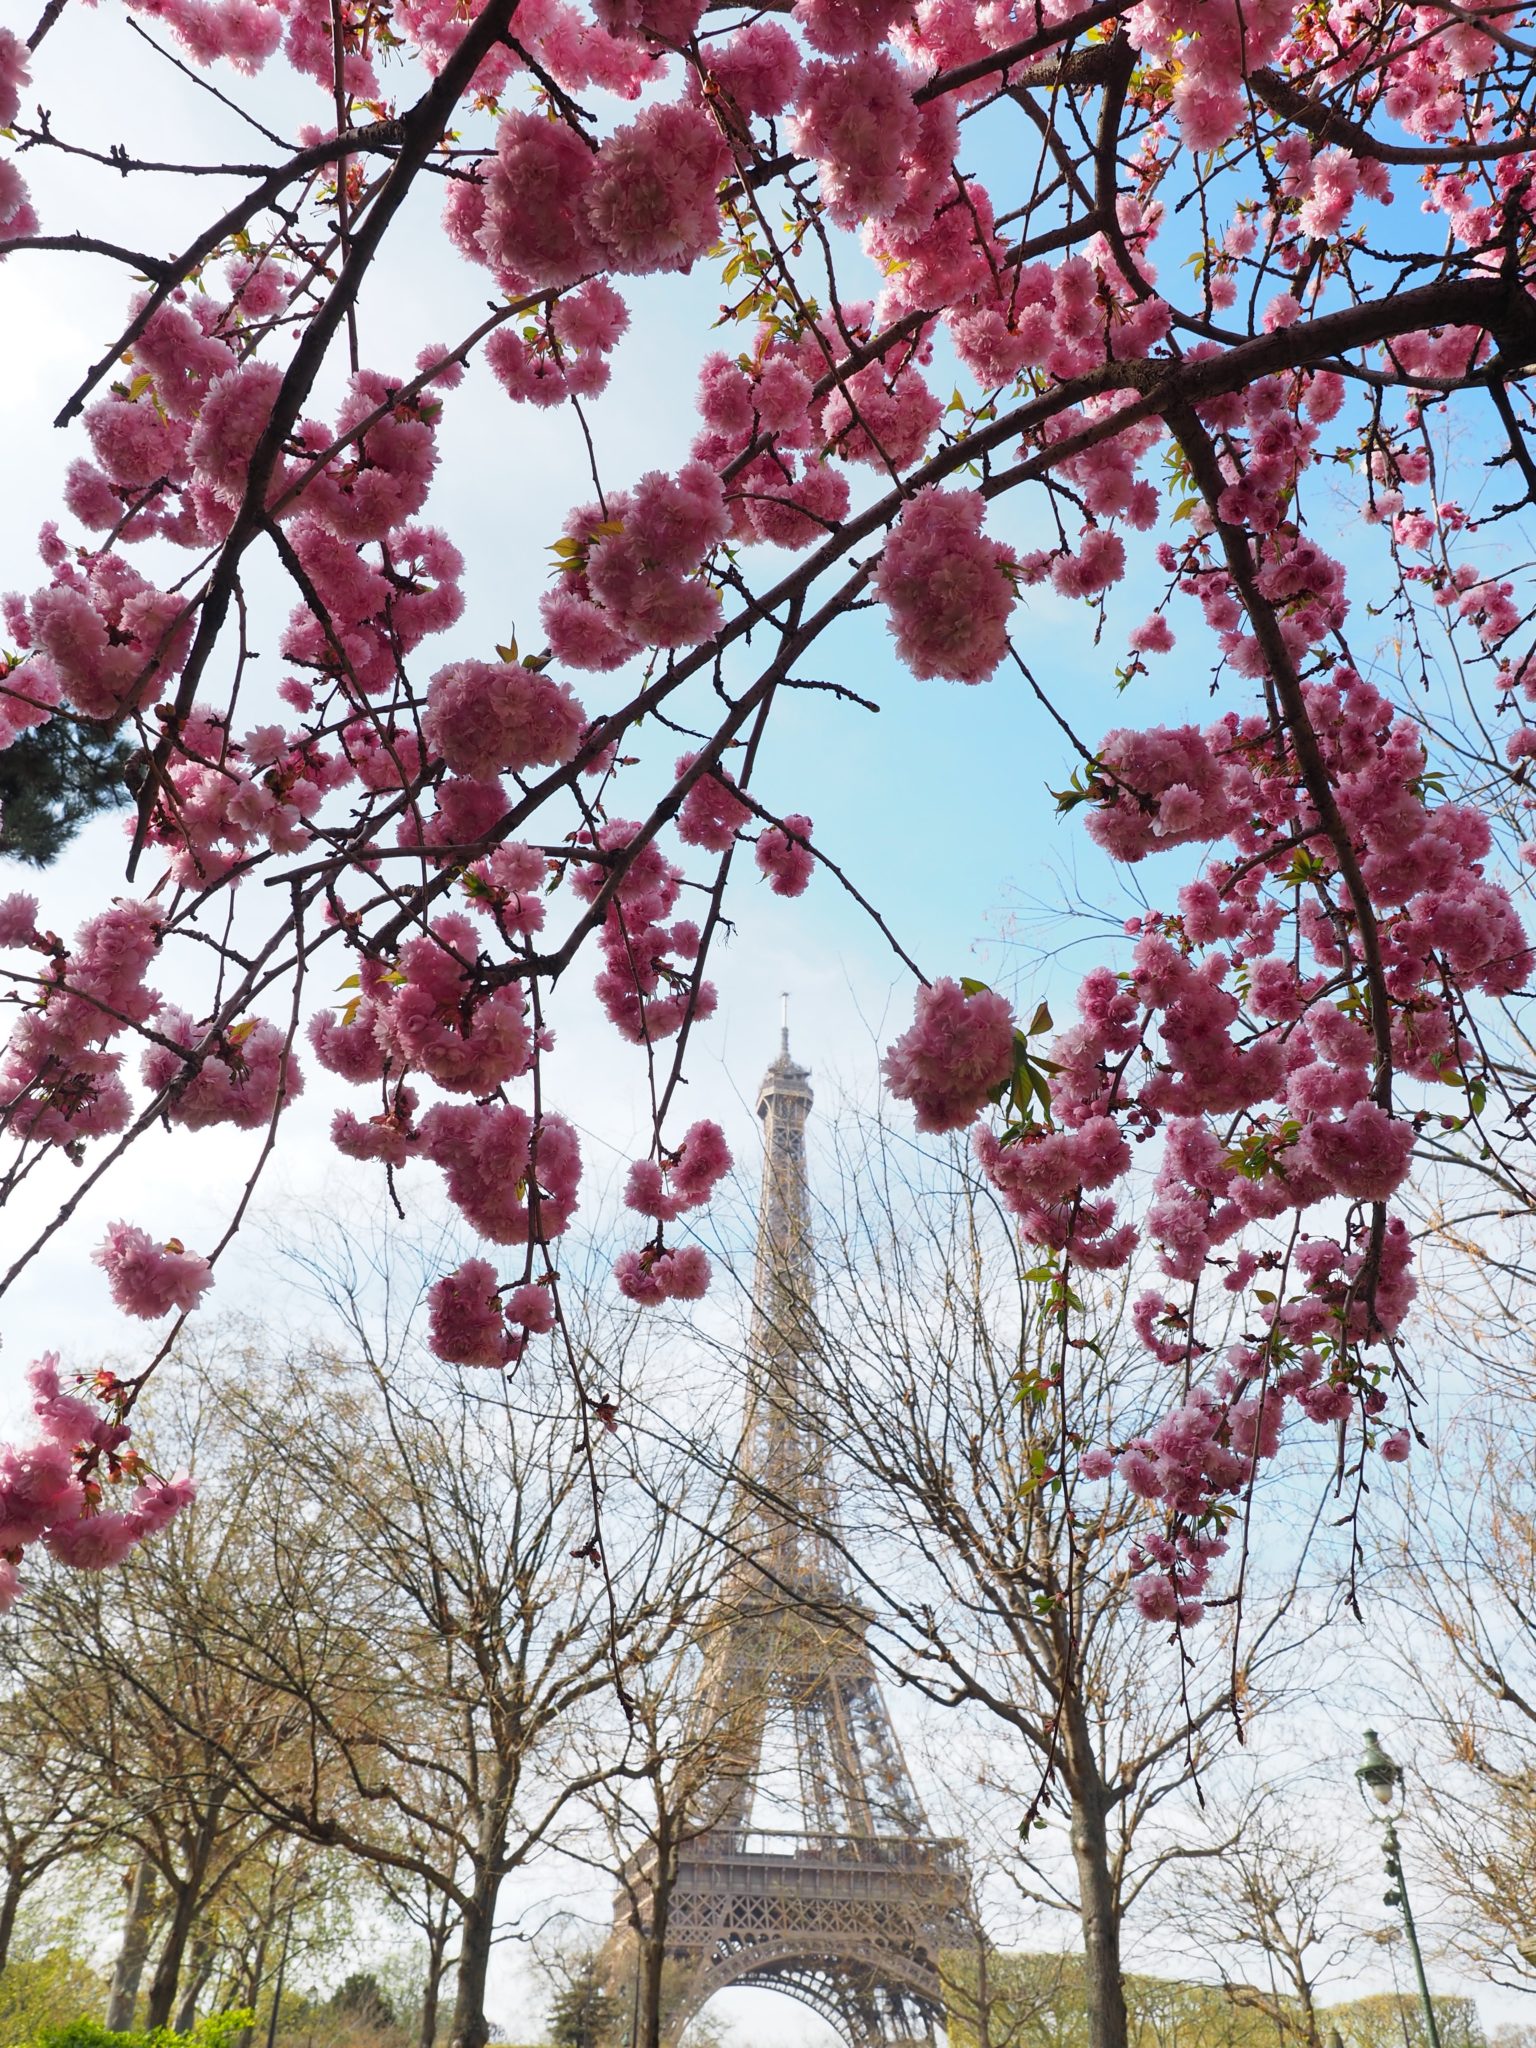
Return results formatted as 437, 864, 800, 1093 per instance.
883, 978, 1015, 1133
94, 1224, 213, 1320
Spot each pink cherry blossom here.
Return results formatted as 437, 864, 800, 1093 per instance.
675, 753, 752, 851
584, 102, 728, 275
874, 488, 1017, 683
0, 158, 38, 245
141, 1009, 304, 1130
755, 815, 815, 897
626, 1118, 733, 1219
94, 1223, 214, 1320
790, 52, 919, 225
883, 978, 1015, 1133
428, 1257, 515, 1369
700, 21, 802, 114
0, 893, 38, 946
422, 659, 586, 780
614, 1241, 712, 1304
0, 28, 30, 130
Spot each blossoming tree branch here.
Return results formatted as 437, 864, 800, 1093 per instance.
1, 0, 1533, 1623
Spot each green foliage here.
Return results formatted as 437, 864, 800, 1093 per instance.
941, 1955, 1486, 2048
1329, 1993, 1487, 2048
0, 1949, 109, 2048
547, 1958, 621, 2048
950, 1941, 1490, 2048
0, 717, 135, 868
11, 2006, 253, 2048
943, 1951, 1281, 2048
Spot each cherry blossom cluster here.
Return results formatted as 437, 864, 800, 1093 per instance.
616, 1117, 732, 1302
427, 1257, 558, 1370
543, 463, 729, 670
0, 1355, 195, 1611
0, 0, 1532, 1610
882, 644, 1529, 1615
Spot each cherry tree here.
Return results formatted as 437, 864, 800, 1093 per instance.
1, 0, 1535, 1626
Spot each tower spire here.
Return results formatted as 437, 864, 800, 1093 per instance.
743, 1023, 829, 1576
752, 1021, 814, 1347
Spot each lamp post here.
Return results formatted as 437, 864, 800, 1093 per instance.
1355, 1730, 1443, 2048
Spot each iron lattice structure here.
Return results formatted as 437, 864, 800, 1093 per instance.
615, 1031, 971, 2048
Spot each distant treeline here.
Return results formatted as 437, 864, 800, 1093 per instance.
942, 1951, 1483, 2048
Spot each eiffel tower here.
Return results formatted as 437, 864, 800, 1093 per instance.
616, 1024, 970, 2048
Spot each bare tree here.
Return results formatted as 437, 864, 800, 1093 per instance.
679, 1112, 1332, 2048
1386, 1409, 1536, 1992
1166, 1795, 1364, 2048
567, 1606, 766, 2048
102, 1216, 735, 2048
0, 1653, 115, 1972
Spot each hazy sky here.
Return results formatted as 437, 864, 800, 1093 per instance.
0, 10, 1525, 2039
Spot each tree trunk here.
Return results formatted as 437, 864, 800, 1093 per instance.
445, 1863, 502, 2048
0, 1864, 24, 1975
107, 1857, 160, 2031
637, 1815, 677, 2048
238, 1918, 272, 2048
175, 1934, 216, 2032
1063, 1710, 1128, 2048
1297, 1979, 1322, 2048
974, 1920, 992, 2048
143, 1789, 228, 2031
145, 1879, 202, 2032
637, 1918, 669, 2048
419, 1919, 449, 2048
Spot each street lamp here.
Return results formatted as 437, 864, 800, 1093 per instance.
1355, 1731, 1443, 2048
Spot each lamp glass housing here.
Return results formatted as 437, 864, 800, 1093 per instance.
1357, 1729, 1404, 1813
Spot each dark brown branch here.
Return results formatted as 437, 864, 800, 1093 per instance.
53, 117, 412, 430
1252, 65, 1536, 164
123, 0, 524, 878
2, 232, 174, 277
912, 0, 1131, 103
26, 0, 67, 49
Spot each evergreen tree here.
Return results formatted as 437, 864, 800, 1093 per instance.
0, 719, 135, 867
330, 1970, 399, 2032
548, 1959, 620, 2048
